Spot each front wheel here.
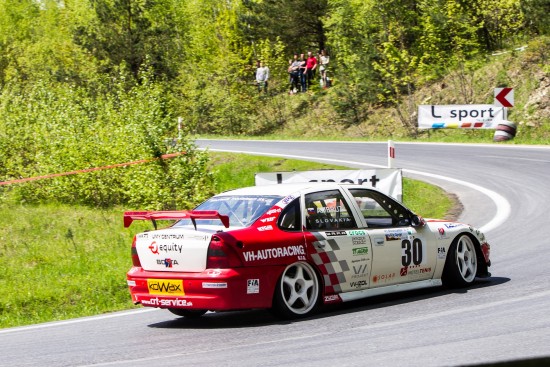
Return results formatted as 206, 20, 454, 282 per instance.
272, 261, 320, 319
442, 234, 478, 288
168, 308, 207, 318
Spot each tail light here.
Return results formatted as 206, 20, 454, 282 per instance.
131, 236, 141, 267
206, 235, 242, 269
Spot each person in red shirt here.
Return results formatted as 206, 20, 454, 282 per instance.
305, 51, 317, 91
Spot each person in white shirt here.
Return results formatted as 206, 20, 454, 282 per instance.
256, 61, 270, 94
319, 49, 330, 88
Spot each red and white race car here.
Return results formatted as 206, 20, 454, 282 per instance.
125, 183, 491, 319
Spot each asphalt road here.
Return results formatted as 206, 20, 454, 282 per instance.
1, 140, 549, 367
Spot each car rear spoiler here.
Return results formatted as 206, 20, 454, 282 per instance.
123, 210, 230, 230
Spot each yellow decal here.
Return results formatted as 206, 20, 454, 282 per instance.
147, 279, 185, 296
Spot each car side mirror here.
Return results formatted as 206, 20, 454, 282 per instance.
411, 215, 425, 227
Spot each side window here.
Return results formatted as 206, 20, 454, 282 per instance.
349, 189, 409, 228
305, 190, 357, 231
278, 198, 301, 231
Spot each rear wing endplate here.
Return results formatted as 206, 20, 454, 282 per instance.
123, 210, 230, 230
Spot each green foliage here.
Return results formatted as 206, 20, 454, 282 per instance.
0, 73, 214, 210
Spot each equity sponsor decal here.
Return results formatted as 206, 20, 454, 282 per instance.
148, 241, 183, 254
147, 279, 184, 296
141, 297, 193, 307
243, 245, 306, 262
353, 247, 369, 256
247, 279, 260, 294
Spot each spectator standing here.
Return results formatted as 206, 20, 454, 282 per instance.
299, 53, 307, 92
288, 54, 302, 94
305, 51, 317, 90
256, 61, 269, 94
319, 49, 330, 88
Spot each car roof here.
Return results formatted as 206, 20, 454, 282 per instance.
216, 183, 364, 197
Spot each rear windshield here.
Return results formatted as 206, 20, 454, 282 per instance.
174, 195, 283, 228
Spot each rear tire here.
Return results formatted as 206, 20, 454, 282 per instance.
168, 309, 207, 318
272, 261, 320, 319
442, 234, 478, 288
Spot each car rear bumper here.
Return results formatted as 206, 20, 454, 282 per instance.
127, 266, 284, 311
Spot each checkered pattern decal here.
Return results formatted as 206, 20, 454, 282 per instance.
309, 233, 349, 294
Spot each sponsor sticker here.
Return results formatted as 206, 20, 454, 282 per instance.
347, 230, 366, 236
352, 237, 367, 246
385, 229, 407, 241
353, 247, 369, 256
147, 279, 184, 296
141, 297, 193, 307
437, 247, 446, 259
326, 231, 347, 237
243, 245, 306, 262
247, 279, 260, 294
202, 282, 228, 289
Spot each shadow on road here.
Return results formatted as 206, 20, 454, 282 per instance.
147, 276, 510, 330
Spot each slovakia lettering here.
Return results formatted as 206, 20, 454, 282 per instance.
243, 245, 305, 262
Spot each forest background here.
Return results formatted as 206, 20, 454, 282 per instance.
0, 0, 549, 209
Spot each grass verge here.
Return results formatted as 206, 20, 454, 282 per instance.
0, 153, 454, 328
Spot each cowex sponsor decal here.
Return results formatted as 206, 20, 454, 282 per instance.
243, 245, 306, 262
147, 279, 184, 296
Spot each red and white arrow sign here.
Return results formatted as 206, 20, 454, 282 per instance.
494, 87, 514, 107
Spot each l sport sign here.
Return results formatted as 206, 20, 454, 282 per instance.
418, 105, 506, 129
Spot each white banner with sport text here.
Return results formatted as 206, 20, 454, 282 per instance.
255, 169, 403, 202
418, 104, 505, 129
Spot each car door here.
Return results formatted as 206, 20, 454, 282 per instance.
346, 188, 437, 288
302, 189, 373, 293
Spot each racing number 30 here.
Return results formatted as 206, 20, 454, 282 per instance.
401, 239, 423, 267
